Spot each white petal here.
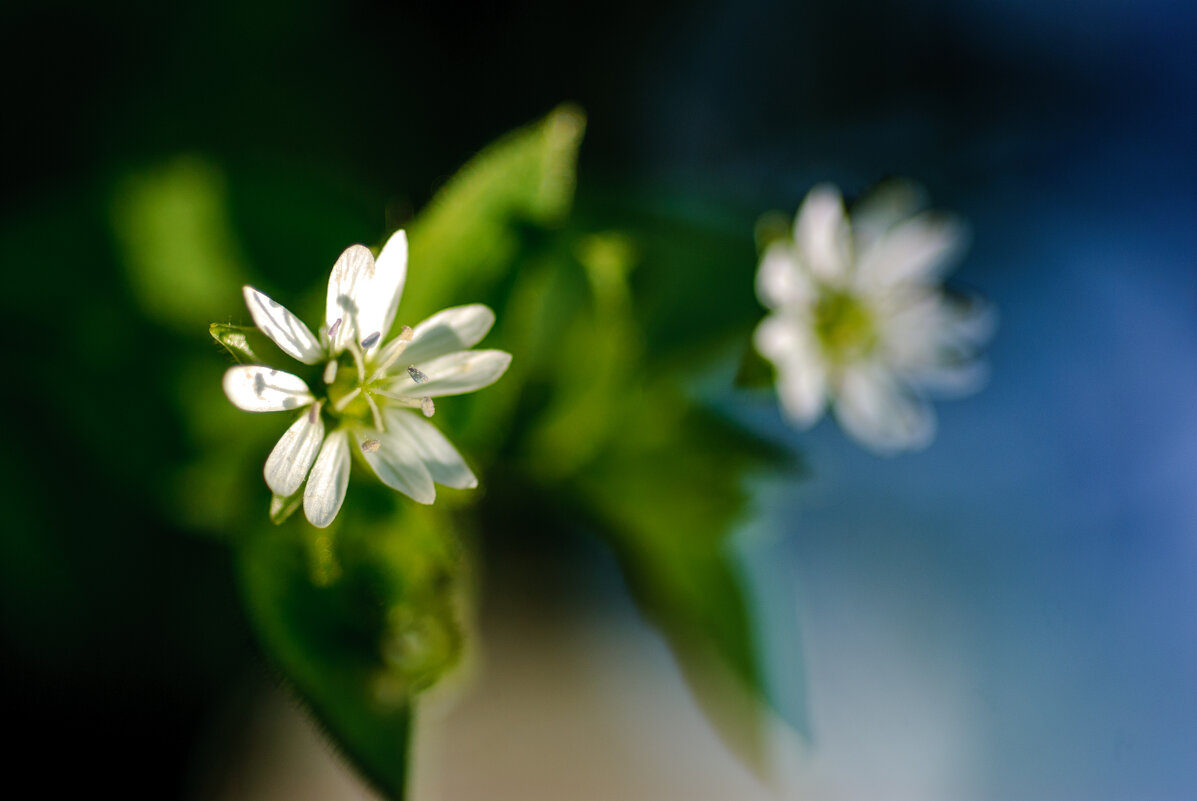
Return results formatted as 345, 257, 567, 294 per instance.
384, 408, 478, 489
303, 429, 351, 528
264, 407, 325, 497
355, 426, 435, 504
855, 213, 968, 292
755, 316, 827, 426
400, 304, 496, 366
879, 292, 994, 396
388, 350, 512, 398
367, 230, 409, 349
223, 366, 313, 412
325, 244, 377, 352
756, 242, 813, 311
795, 183, 852, 285
242, 286, 323, 364
833, 365, 935, 453
753, 313, 799, 361
850, 180, 927, 259
907, 360, 990, 397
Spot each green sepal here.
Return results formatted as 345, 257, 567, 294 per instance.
268, 490, 302, 525
210, 322, 260, 364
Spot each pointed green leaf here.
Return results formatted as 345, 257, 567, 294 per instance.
573, 393, 805, 765
398, 105, 586, 324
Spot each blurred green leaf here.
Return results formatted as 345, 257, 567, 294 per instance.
497, 211, 806, 761
398, 105, 585, 325
571, 382, 802, 763
237, 503, 466, 801
111, 157, 248, 329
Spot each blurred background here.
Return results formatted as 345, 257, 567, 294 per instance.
2, 1, 1195, 799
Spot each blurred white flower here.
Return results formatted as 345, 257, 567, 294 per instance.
754, 182, 994, 453
222, 230, 511, 527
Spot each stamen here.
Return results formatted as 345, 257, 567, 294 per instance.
332, 387, 361, 412
360, 439, 381, 454
407, 365, 428, 384
322, 359, 338, 385
346, 338, 367, 382
370, 328, 414, 381
327, 317, 343, 340
364, 391, 384, 431
421, 396, 435, 418
370, 388, 426, 407
361, 331, 381, 349
373, 385, 421, 402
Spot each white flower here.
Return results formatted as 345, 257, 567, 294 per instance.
754, 182, 994, 453
222, 230, 512, 527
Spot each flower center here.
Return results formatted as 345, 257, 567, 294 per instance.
326, 363, 373, 421
813, 289, 877, 363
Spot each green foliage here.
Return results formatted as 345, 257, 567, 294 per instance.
119, 106, 806, 800
111, 157, 248, 329
398, 104, 585, 325
237, 503, 466, 799
499, 218, 806, 756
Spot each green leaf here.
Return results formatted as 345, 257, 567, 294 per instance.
236, 504, 466, 801
398, 105, 586, 325
571, 383, 804, 760
500, 215, 807, 764
110, 157, 248, 330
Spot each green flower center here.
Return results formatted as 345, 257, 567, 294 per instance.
813, 289, 877, 363
326, 362, 373, 421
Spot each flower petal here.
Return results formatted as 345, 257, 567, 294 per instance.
303, 429, 351, 528
400, 304, 496, 366
264, 406, 325, 497
795, 183, 852, 285
325, 244, 377, 352
756, 242, 813, 311
365, 229, 408, 350
879, 291, 995, 396
850, 180, 927, 259
223, 366, 313, 412
354, 425, 435, 504
242, 286, 323, 364
755, 315, 827, 427
833, 365, 935, 453
388, 350, 512, 398
384, 408, 477, 489
855, 213, 968, 291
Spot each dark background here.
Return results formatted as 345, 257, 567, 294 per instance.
2, 0, 1194, 798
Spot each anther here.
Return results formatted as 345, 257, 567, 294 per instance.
360, 439, 381, 454
308, 403, 320, 424
327, 318, 343, 339
407, 366, 428, 384
361, 331, 381, 349
421, 396, 435, 418
322, 360, 338, 384
399, 325, 414, 342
